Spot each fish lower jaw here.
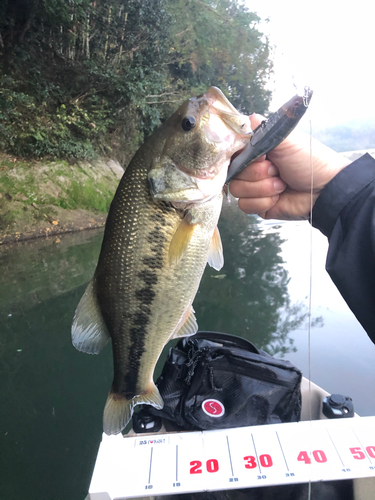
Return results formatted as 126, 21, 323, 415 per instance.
153, 190, 215, 206
170, 196, 217, 210
170, 201, 191, 211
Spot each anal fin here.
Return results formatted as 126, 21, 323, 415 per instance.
207, 226, 224, 271
172, 305, 198, 339
71, 279, 110, 354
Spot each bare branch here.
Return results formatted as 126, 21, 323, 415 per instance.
174, 28, 192, 37
146, 99, 183, 104
145, 92, 177, 98
161, 57, 191, 66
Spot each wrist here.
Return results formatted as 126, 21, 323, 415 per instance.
312, 153, 351, 205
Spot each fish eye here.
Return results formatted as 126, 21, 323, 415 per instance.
181, 116, 196, 131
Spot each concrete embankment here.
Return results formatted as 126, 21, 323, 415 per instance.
0, 155, 124, 244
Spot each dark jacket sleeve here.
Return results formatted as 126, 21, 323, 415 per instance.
312, 153, 375, 342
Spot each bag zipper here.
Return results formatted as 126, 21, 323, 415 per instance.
210, 361, 300, 388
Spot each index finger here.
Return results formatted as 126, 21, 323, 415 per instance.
230, 157, 278, 183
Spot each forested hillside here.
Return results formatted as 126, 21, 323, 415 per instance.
0, 0, 272, 165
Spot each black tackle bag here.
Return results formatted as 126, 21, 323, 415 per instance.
134, 331, 302, 431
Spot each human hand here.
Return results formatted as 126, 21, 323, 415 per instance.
229, 114, 351, 220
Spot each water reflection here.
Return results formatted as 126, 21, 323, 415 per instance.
194, 198, 322, 357
0, 230, 110, 500
0, 204, 312, 500
2, 200, 375, 500
275, 220, 375, 417
0, 230, 104, 315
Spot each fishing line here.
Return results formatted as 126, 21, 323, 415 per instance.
293, 82, 314, 500
308, 103, 313, 418
307, 92, 314, 500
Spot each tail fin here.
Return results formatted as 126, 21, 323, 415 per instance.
103, 384, 164, 435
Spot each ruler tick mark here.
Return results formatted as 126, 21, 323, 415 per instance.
251, 433, 261, 474
326, 428, 345, 467
148, 447, 153, 484
226, 435, 234, 477
351, 427, 373, 465
276, 431, 289, 472
176, 445, 179, 482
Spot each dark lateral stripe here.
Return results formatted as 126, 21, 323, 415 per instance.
122, 317, 149, 398
136, 287, 156, 302
142, 255, 163, 269
121, 217, 168, 398
138, 269, 158, 286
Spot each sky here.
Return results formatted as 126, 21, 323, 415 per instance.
246, 0, 375, 130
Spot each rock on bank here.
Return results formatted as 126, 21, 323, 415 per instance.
0, 155, 124, 244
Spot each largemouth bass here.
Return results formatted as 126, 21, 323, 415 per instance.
71, 87, 251, 435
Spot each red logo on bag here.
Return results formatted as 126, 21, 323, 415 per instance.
202, 399, 225, 417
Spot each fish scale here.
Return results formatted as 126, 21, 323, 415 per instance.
71, 86, 252, 435
98, 149, 221, 432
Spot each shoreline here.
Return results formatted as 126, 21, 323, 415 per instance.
0, 154, 122, 246
0, 211, 106, 245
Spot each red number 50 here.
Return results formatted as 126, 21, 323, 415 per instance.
350, 446, 375, 460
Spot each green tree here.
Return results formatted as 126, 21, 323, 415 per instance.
162, 0, 272, 113
0, 0, 172, 161
0, 0, 272, 161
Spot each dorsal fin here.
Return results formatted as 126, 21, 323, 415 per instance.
207, 226, 224, 271
169, 217, 196, 266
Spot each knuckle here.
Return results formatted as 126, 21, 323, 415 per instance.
251, 163, 265, 181
228, 179, 242, 197
238, 196, 275, 215
259, 177, 278, 197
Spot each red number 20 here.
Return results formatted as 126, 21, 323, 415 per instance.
190, 459, 219, 474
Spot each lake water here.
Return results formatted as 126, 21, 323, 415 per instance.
1, 198, 375, 500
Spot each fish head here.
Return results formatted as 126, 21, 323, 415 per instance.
148, 87, 251, 204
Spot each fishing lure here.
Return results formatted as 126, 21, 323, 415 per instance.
226, 87, 313, 183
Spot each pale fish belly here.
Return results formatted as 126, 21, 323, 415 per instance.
135, 206, 221, 392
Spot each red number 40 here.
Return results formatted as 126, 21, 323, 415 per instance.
297, 450, 327, 464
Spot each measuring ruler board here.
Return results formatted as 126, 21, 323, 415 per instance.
88, 416, 375, 499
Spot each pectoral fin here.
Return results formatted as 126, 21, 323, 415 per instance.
169, 217, 196, 265
172, 305, 198, 339
71, 279, 110, 354
207, 226, 224, 271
